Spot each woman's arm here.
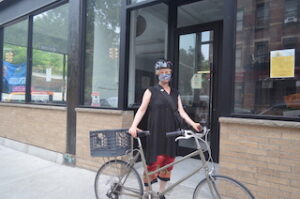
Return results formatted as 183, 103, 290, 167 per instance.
128, 89, 151, 137
177, 95, 202, 132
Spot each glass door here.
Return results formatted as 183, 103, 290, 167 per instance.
176, 27, 217, 156
178, 30, 213, 125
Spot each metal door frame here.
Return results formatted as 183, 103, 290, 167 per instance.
173, 21, 223, 162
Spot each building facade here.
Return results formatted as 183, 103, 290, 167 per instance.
0, 0, 299, 198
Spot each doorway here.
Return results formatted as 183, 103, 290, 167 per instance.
126, 0, 224, 162
174, 22, 222, 161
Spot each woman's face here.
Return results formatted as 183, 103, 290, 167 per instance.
157, 68, 172, 83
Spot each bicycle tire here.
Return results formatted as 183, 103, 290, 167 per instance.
94, 159, 143, 199
193, 175, 255, 199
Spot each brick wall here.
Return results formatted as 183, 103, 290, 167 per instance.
0, 103, 67, 153
75, 108, 134, 171
219, 117, 300, 199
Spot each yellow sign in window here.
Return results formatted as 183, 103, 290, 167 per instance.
270, 49, 295, 78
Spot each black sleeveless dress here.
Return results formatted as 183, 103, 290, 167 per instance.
145, 85, 180, 165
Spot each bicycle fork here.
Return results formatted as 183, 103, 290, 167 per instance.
206, 175, 222, 199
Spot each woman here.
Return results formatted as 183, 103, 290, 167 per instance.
129, 58, 201, 199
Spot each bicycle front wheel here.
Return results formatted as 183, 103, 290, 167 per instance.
94, 159, 143, 199
193, 175, 255, 199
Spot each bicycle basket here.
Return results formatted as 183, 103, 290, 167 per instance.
89, 129, 132, 157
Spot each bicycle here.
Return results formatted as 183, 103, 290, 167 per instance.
90, 127, 255, 199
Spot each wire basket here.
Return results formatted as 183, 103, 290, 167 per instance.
89, 128, 132, 157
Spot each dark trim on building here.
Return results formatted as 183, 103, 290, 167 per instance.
167, 2, 178, 89
78, 0, 87, 106
220, 0, 236, 117
118, 0, 130, 110
0, 27, 3, 101
211, 21, 223, 163
25, 16, 33, 103
66, 0, 84, 155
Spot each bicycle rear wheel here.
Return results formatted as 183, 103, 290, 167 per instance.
94, 159, 143, 199
193, 175, 255, 199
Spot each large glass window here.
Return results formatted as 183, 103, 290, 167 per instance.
1, 20, 28, 102
32, 4, 69, 104
128, 3, 168, 107
84, 0, 121, 108
234, 0, 300, 118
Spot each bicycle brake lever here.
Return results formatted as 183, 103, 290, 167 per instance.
175, 131, 194, 141
175, 136, 189, 142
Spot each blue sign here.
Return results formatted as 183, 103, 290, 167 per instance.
3, 61, 26, 93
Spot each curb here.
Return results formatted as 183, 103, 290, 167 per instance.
0, 137, 64, 164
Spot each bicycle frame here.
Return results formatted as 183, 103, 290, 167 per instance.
95, 129, 254, 199
126, 130, 216, 198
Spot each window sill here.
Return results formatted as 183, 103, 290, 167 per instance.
219, 116, 300, 129
0, 102, 66, 111
75, 107, 133, 115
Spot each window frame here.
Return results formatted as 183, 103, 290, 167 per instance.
0, 0, 69, 106
255, 2, 270, 30
1, 17, 29, 103
232, 0, 300, 122
80, 0, 125, 110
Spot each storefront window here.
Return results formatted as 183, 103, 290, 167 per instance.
32, 4, 69, 104
234, 0, 300, 118
84, 0, 121, 108
1, 20, 28, 102
128, 3, 168, 107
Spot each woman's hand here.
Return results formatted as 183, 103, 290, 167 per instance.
192, 123, 202, 132
128, 126, 138, 137
129, 126, 143, 137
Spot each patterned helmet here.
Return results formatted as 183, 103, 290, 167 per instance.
154, 59, 173, 70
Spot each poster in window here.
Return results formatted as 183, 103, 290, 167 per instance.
270, 49, 295, 78
191, 73, 203, 89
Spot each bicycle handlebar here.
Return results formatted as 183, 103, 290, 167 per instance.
127, 130, 150, 138
166, 129, 184, 137
166, 127, 209, 138
137, 130, 150, 137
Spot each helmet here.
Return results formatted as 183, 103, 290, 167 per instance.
154, 59, 173, 70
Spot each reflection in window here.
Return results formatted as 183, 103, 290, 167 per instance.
255, 3, 269, 29
254, 41, 269, 64
128, 4, 168, 107
234, 0, 300, 118
178, 31, 213, 124
84, 0, 121, 108
236, 10, 244, 31
284, 0, 298, 24
32, 4, 69, 104
1, 20, 28, 102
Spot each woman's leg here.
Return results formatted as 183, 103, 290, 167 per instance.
159, 180, 168, 193
158, 155, 175, 194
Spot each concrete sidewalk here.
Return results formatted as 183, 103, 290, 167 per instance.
0, 144, 212, 199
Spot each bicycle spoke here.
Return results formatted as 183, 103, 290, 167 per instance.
94, 160, 143, 199
193, 175, 254, 199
